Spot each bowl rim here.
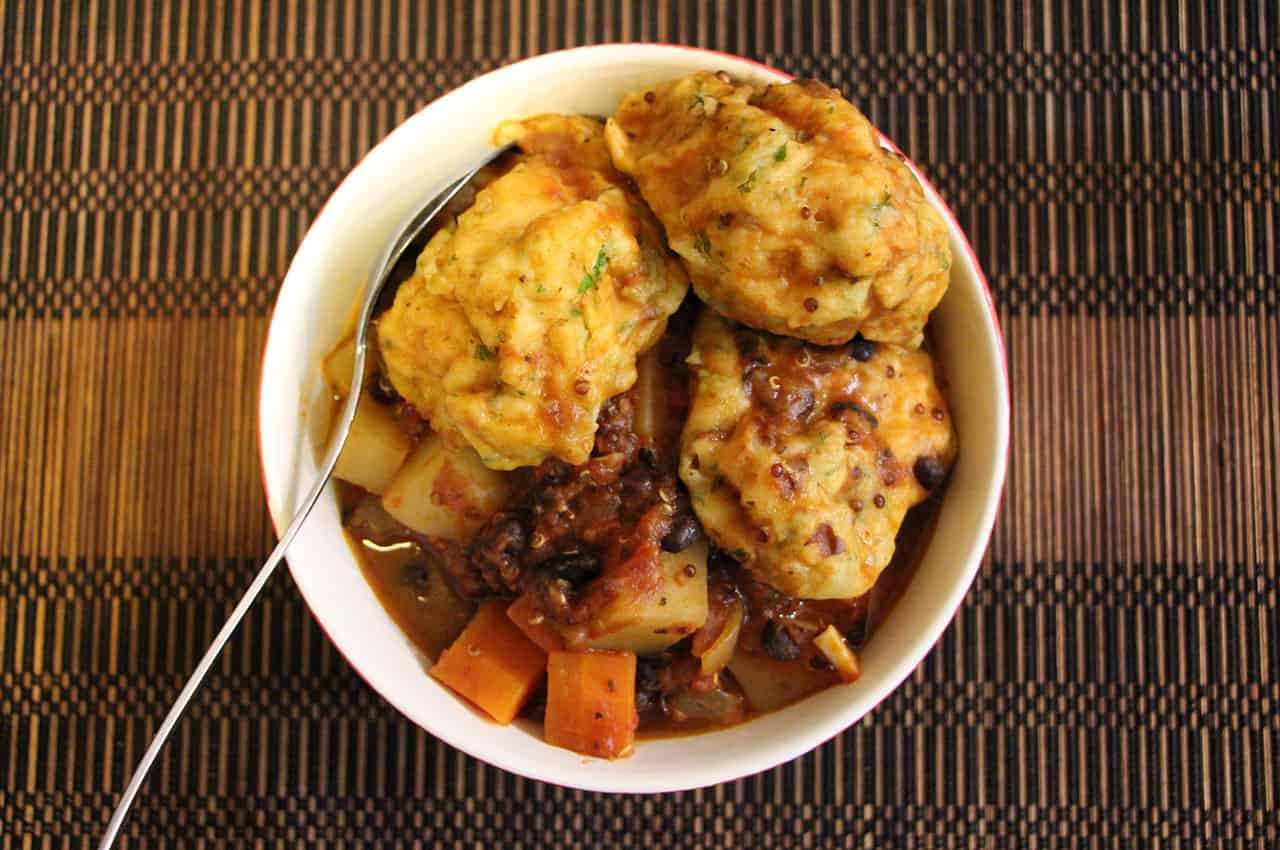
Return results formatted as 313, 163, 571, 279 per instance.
256, 42, 1010, 792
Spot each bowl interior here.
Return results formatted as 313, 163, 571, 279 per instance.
258, 44, 1009, 793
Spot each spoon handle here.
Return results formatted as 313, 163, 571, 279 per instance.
97, 382, 358, 850
98, 147, 512, 849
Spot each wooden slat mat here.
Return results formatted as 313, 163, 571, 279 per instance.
2, 2, 1277, 847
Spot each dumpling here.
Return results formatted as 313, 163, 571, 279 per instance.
606, 72, 950, 347
679, 311, 956, 599
377, 115, 689, 470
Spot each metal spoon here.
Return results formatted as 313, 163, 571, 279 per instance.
98, 143, 516, 849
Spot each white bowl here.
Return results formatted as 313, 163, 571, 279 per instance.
258, 44, 1010, 793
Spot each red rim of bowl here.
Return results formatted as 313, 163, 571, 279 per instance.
255, 42, 1010, 789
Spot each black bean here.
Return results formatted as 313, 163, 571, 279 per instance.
635, 688, 659, 715
636, 657, 662, 691
399, 562, 429, 591
849, 336, 876, 362
844, 618, 870, 649
661, 514, 702, 552
368, 372, 399, 404
634, 657, 664, 713
638, 447, 659, 470
707, 544, 739, 576
913, 456, 948, 491
545, 552, 601, 584
540, 459, 573, 485
622, 463, 655, 496
761, 620, 801, 662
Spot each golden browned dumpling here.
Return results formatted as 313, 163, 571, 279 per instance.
679, 311, 956, 599
606, 73, 951, 347
377, 115, 689, 470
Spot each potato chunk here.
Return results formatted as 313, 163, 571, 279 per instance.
381, 433, 509, 542
726, 651, 834, 713
332, 393, 413, 495
582, 540, 709, 656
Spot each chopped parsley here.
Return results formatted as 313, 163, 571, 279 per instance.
737, 143, 787, 194
693, 230, 713, 258
737, 166, 762, 193
474, 343, 495, 361
689, 92, 706, 111
870, 192, 894, 227
578, 245, 609, 293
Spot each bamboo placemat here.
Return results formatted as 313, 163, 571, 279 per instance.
2, 2, 1277, 847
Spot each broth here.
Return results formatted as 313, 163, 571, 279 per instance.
342, 479, 942, 732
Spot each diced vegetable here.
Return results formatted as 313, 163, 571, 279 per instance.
667, 683, 746, 726
333, 392, 413, 495
430, 600, 547, 724
583, 540, 709, 655
323, 333, 374, 399
381, 433, 510, 541
633, 347, 666, 444
544, 650, 638, 758
726, 651, 835, 713
692, 598, 744, 675
396, 556, 477, 660
813, 624, 862, 683
345, 494, 415, 546
507, 593, 565, 653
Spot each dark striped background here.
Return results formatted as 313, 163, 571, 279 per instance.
2, 2, 1277, 847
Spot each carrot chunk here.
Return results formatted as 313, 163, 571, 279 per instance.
430, 600, 547, 724
544, 650, 638, 758
507, 593, 566, 653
